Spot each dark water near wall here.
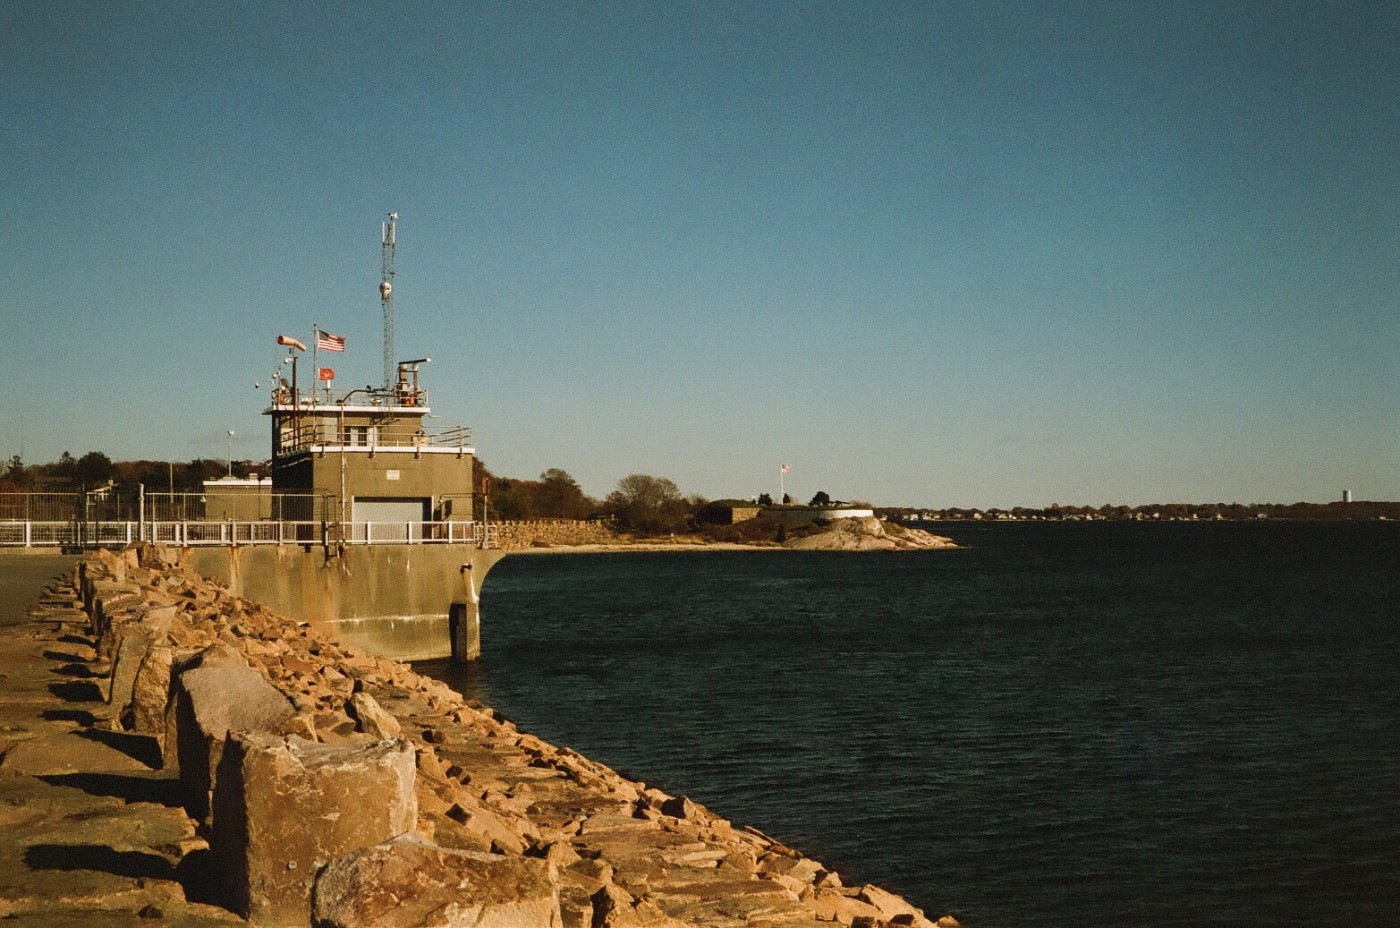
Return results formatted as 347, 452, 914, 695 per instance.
418, 521, 1400, 928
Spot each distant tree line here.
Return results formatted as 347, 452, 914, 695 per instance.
9, 451, 1394, 531
2, 452, 241, 493
473, 462, 703, 536
880, 500, 1400, 522
472, 462, 597, 522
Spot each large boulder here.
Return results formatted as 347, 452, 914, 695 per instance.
168, 657, 296, 819
313, 832, 561, 928
161, 642, 253, 769
127, 643, 175, 737
106, 604, 177, 717
89, 582, 142, 646
347, 691, 402, 740
212, 733, 418, 926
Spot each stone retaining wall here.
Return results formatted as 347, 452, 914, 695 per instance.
64, 543, 959, 928
493, 519, 620, 550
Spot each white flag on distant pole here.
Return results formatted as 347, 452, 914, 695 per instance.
779, 463, 790, 502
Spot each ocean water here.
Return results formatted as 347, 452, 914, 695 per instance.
418, 521, 1400, 928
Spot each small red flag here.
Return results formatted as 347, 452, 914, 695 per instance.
318, 367, 335, 381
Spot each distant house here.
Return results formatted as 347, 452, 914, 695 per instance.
695, 502, 762, 525
201, 476, 273, 521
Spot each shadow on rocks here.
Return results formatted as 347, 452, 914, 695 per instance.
49, 661, 105, 678
176, 848, 233, 910
25, 843, 176, 881
23, 834, 235, 916
75, 728, 163, 768
39, 772, 184, 807
48, 680, 104, 702
42, 708, 99, 725
44, 649, 98, 665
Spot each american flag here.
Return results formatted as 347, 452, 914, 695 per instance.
316, 329, 346, 352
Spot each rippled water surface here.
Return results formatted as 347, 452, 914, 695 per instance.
419, 521, 1400, 928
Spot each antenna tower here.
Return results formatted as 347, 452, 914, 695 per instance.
379, 211, 398, 391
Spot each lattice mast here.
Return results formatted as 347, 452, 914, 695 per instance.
379, 211, 398, 391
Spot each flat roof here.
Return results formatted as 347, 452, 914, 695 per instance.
263, 403, 430, 416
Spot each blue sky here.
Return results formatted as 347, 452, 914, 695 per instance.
3, 1, 1396, 507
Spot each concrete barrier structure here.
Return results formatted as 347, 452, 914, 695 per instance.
186, 544, 507, 661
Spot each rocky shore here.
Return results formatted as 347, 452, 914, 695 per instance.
1, 545, 960, 928
784, 518, 957, 551
501, 518, 957, 553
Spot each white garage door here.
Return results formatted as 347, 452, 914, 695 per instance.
352, 497, 429, 541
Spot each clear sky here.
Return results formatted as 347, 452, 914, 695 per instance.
2, 1, 1396, 507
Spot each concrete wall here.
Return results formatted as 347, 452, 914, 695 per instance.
202, 478, 274, 521
762, 507, 876, 526
185, 544, 506, 662
275, 449, 475, 521
311, 450, 475, 519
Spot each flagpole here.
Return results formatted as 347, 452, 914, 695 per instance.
779, 464, 785, 503
311, 324, 320, 400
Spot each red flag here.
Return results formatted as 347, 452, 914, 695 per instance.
318, 367, 335, 381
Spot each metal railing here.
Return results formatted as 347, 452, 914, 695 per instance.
279, 421, 473, 456
1, 519, 494, 549
1, 491, 497, 549
145, 490, 333, 523
147, 520, 325, 546
1, 490, 135, 522
0, 520, 138, 548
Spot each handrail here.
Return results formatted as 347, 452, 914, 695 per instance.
0, 519, 494, 549
278, 421, 473, 455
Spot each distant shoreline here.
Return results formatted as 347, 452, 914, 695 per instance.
507, 541, 777, 554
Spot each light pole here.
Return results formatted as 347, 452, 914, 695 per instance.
226, 430, 235, 478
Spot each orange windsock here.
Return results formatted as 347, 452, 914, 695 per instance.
277, 334, 307, 352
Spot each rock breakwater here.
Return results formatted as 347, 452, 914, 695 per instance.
785, 517, 956, 551
2, 544, 961, 928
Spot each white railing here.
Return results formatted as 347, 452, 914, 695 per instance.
1, 519, 496, 549
0, 521, 77, 547
148, 521, 326, 546
344, 520, 485, 545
